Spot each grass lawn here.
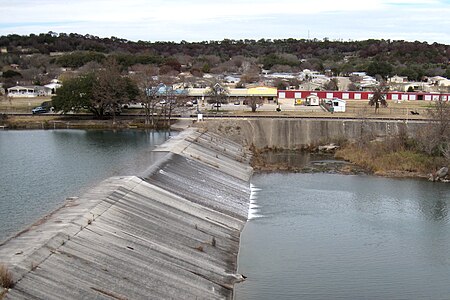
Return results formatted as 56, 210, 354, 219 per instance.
0, 97, 51, 113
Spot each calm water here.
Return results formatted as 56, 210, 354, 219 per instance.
236, 173, 450, 300
0, 129, 171, 242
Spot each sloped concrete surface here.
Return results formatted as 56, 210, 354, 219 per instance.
0, 129, 252, 299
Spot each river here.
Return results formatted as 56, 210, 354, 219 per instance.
236, 172, 450, 300
2, 130, 449, 299
0, 129, 172, 242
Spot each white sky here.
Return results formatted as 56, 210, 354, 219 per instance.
0, 0, 449, 43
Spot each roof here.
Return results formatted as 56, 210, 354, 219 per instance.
247, 87, 277, 96
7, 85, 50, 91
187, 87, 277, 97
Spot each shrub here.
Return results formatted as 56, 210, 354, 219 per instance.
0, 264, 14, 289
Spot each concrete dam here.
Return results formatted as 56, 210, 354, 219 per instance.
0, 128, 253, 299
197, 118, 427, 149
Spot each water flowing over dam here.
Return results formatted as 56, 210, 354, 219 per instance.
0, 128, 253, 299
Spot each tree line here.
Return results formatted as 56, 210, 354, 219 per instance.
1, 33, 449, 81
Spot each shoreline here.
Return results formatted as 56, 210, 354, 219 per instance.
250, 148, 445, 181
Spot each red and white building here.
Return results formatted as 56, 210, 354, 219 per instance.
278, 90, 450, 102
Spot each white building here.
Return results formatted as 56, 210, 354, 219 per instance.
7, 85, 52, 97
428, 76, 450, 87
44, 79, 62, 94
305, 94, 320, 106
331, 98, 346, 112
389, 75, 407, 84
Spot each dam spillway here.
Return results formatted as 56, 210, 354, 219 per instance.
0, 128, 253, 299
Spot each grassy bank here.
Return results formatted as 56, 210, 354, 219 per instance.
0, 115, 176, 130
335, 142, 446, 178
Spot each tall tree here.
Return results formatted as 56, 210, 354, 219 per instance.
52, 73, 96, 115
247, 96, 264, 112
423, 93, 450, 158
52, 59, 138, 119
205, 81, 228, 112
324, 78, 339, 90
133, 66, 160, 127
92, 58, 129, 121
368, 82, 388, 113
367, 60, 393, 79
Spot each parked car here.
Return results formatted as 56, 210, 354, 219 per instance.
234, 100, 240, 105
31, 106, 48, 114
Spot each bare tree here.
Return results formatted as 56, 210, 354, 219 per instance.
158, 77, 188, 128
205, 81, 228, 112
368, 82, 388, 113
420, 93, 450, 159
324, 78, 339, 90
92, 57, 138, 122
133, 65, 160, 127
247, 96, 264, 112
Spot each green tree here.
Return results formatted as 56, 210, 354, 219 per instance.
367, 60, 393, 79
52, 73, 95, 114
444, 68, 450, 79
52, 59, 138, 119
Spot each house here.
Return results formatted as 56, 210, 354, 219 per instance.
428, 76, 450, 87
44, 79, 62, 94
389, 75, 407, 84
7, 85, 52, 97
330, 98, 346, 112
350, 72, 367, 77
224, 75, 241, 84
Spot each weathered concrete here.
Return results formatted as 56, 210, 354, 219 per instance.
0, 128, 252, 299
197, 118, 428, 149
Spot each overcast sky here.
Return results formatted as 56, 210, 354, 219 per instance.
1, 0, 449, 44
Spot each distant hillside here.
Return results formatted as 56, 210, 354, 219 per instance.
1, 33, 449, 83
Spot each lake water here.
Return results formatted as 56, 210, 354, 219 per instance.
0, 129, 172, 242
236, 173, 450, 300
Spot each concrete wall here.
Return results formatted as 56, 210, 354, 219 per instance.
197, 119, 427, 149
